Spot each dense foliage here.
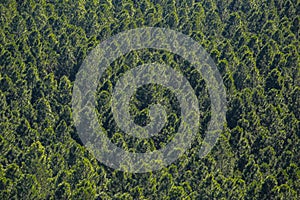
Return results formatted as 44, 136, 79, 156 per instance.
0, 0, 299, 199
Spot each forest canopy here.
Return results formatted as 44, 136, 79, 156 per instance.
0, 0, 299, 199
